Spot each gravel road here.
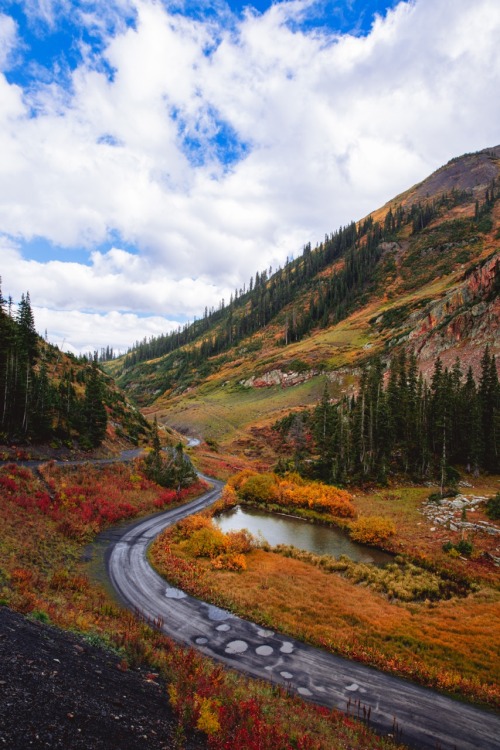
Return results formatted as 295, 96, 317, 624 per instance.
106, 480, 500, 750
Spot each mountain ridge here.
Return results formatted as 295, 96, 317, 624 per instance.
105, 146, 499, 453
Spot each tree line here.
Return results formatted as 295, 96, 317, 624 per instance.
274, 348, 499, 485
122, 184, 494, 371
0, 284, 107, 447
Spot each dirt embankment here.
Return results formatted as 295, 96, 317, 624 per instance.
0, 607, 206, 750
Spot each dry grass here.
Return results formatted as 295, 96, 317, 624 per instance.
155, 539, 499, 705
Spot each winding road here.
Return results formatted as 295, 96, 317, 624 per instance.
106, 480, 500, 750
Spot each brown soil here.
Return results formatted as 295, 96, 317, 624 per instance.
0, 607, 206, 750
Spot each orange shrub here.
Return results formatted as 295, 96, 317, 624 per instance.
230, 470, 355, 519
276, 479, 355, 518
212, 553, 247, 571
349, 516, 396, 545
220, 485, 238, 508
225, 529, 254, 555
175, 514, 212, 540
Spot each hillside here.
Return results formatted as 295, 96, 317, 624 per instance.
106, 146, 499, 458
0, 294, 150, 457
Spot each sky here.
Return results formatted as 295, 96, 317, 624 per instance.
0, 0, 499, 355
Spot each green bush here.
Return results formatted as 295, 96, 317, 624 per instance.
445, 466, 460, 484
456, 539, 473, 556
476, 216, 493, 233
443, 539, 473, 557
29, 610, 50, 624
485, 493, 500, 520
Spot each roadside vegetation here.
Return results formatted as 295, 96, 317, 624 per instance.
150, 471, 500, 708
0, 461, 405, 750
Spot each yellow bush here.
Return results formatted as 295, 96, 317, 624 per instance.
183, 526, 228, 558
167, 684, 178, 707
196, 697, 221, 736
349, 516, 396, 545
227, 469, 259, 491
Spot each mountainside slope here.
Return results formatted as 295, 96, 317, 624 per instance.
108, 146, 499, 453
0, 297, 150, 457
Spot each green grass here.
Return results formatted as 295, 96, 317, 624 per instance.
159, 376, 327, 444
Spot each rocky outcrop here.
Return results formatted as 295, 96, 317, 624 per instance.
408, 254, 499, 373
408, 147, 500, 206
241, 369, 316, 388
422, 495, 500, 538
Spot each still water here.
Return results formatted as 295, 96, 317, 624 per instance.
215, 506, 392, 565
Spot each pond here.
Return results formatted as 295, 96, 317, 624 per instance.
215, 506, 393, 565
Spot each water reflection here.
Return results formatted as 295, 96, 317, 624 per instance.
215, 506, 392, 565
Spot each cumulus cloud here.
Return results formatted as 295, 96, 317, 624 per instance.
1, 240, 229, 317
32, 306, 177, 355
1, 0, 500, 352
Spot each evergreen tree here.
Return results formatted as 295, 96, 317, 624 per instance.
312, 384, 337, 481
288, 347, 497, 485
82, 354, 108, 448
460, 367, 481, 474
479, 348, 500, 471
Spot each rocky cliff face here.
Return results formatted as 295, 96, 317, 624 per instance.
408, 254, 499, 375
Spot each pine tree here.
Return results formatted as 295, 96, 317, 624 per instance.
312, 383, 337, 481
460, 367, 481, 474
478, 349, 499, 471
82, 354, 108, 448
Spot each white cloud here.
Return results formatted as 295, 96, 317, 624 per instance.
0, 13, 18, 71
0, 241, 229, 316
1, 0, 500, 352
32, 306, 177, 355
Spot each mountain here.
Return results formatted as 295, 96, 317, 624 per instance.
106, 146, 499, 458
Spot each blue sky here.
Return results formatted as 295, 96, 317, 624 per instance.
0, 0, 499, 353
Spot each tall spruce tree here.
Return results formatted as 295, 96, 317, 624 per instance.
294, 347, 498, 485
82, 354, 108, 448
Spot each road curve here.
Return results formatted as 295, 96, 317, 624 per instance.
106, 481, 500, 750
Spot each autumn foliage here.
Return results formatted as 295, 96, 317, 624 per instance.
228, 470, 355, 518
0, 462, 206, 541
171, 514, 254, 571
349, 516, 396, 545
1, 462, 407, 750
